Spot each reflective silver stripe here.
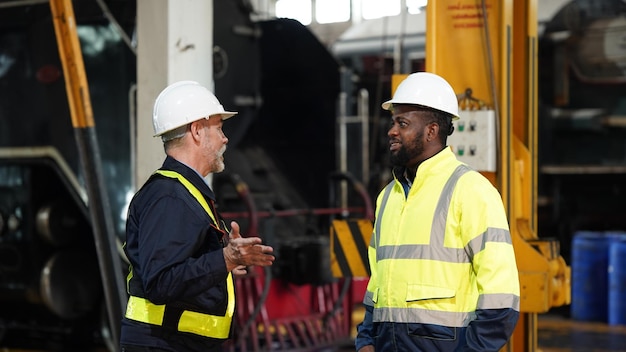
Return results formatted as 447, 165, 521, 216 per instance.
465, 227, 512, 260
376, 227, 512, 262
373, 307, 477, 327
377, 244, 465, 261
375, 165, 469, 262
374, 165, 512, 263
364, 290, 375, 306
477, 293, 520, 310
372, 181, 395, 250
430, 165, 472, 248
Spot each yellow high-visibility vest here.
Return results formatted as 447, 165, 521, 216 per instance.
125, 169, 235, 339
364, 148, 520, 327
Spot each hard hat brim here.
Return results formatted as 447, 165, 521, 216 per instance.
220, 111, 238, 120
381, 100, 460, 120
153, 111, 239, 137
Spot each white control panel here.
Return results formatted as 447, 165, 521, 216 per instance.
447, 110, 497, 172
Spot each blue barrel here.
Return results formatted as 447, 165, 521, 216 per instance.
608, 235, 626, 325
571, 231, 611, 322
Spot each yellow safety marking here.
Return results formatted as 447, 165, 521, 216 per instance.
330, 219, 372, 278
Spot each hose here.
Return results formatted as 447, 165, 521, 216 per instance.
329, 171, 375, 221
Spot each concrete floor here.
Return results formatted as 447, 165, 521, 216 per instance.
334, 310, 626, 352
538, 314, 626, 352
4, 311, 625, 352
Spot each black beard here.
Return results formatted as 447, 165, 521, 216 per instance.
390, 147, 410, 167
389, 132, 424, 167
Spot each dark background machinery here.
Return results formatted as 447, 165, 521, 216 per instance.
0, 0, 135, 349
0, 0, 365, 350
536, 0, 626, 264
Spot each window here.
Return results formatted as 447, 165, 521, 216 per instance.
316, 0, 350, 23
274, 0, 424, 25
407, 0, 428, 14
275, 0, 312, 25
361, 0, 400, 19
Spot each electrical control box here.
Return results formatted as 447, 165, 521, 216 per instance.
447, 110, 497, 172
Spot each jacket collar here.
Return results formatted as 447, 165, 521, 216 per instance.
160, 156, 217, 202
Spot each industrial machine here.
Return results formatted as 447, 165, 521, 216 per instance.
536, 0, 626, 262
0, 1, 135, 350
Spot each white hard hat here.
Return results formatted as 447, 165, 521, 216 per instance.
382, 72, 460, 120
152, 80, 237, 137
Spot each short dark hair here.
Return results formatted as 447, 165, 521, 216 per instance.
403, 104, 454, 143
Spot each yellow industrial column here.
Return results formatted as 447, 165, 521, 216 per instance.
425, 1, 571, 351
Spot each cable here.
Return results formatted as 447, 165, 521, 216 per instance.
95, 0, 136, 56
237, 266, 272, 347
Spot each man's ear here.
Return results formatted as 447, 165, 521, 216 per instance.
189, 120, 203, 142
427, 122, 439, 141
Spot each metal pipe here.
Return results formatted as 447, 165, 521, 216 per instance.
221, 206, 368, 220
50, 1, 126, 350
338, 92, 349, 209
358, 88, 370, 185
95, 0, 137, 55
0, 0, 48, 9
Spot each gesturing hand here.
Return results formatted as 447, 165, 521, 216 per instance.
232, 265, 248, 277
223, 221, 275, 272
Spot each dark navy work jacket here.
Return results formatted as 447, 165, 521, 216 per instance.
120, 156, 230, 352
